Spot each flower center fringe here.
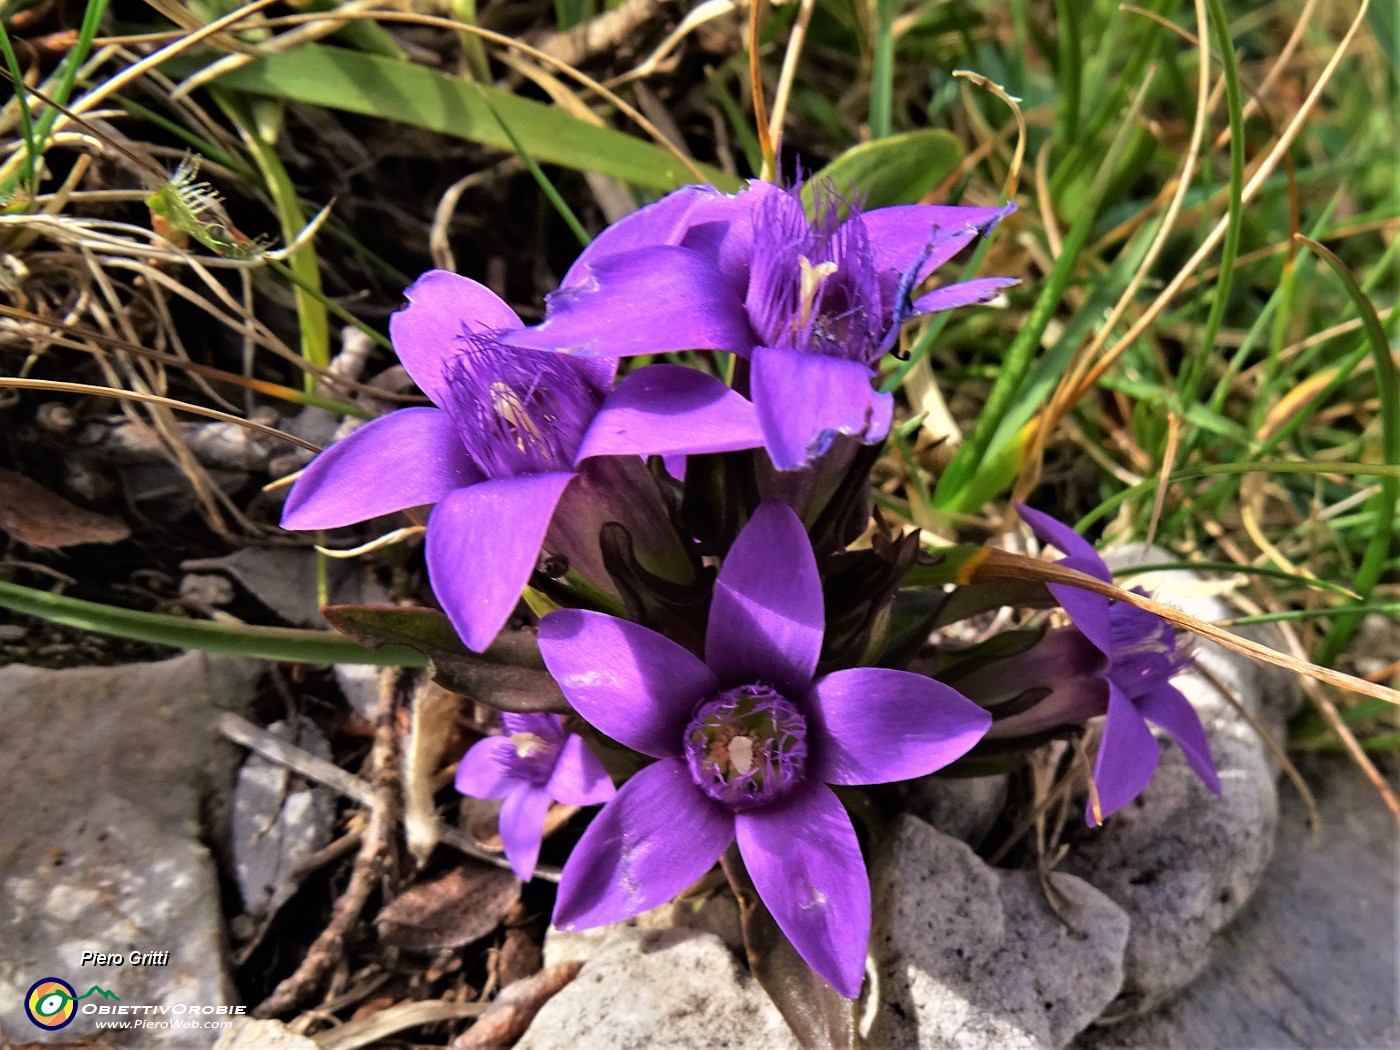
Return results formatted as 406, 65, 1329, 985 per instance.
746, 188, 885, 366
499, 713, 564, 786
1107, 592, 1191, 699
683, 684, 808, 810
445, 333, 605, 478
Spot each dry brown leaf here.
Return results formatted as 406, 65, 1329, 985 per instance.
0, 467, 129, 547
497, 922, 544, 988
375, 863, 520, 953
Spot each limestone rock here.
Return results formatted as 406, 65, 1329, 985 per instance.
868, 815, 1129, 1050
0, 653, 260, 1047
232, 717, 335, 920
1071, 756, 1400, 1049
517, 927, 800, 1050
542, 894, 743, 970
901, 772, 1008, 847
1060, 546, 1296, 1016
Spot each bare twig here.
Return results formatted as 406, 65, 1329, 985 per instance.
254, 666, 405, 1018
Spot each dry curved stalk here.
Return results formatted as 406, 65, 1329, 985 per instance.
766, 0, 815, 160
253, 665, 404, 1019
609, 0, 742, 88
0, 377, 319, 452
971, 547, 1400, 707
953, 70, 1026, 199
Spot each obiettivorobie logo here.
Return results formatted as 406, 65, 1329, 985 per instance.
24, 977, 120, 1030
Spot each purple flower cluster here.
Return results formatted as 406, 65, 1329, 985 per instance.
537, 502, 989, 997
282, 176, 1221, 1002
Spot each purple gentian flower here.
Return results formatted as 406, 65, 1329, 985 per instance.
534, 501, 991, 997
506, 181, 1017, 470
282, 269, 765, 652
456, 713, 616, 881
1016, 503, 1222, 823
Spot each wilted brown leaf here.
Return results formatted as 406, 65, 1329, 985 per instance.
376, 863, 520, 953
0, 468, 129, 548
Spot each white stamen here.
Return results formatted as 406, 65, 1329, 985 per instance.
509, 732, 546, 759
796, 256, 839, 332
729, 735, 755, 775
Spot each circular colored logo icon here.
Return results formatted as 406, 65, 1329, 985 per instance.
25, 977, 77, 1030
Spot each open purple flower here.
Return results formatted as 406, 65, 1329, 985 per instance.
456, 713, 615, 881
1016, 503, 1221, 823
536, 501, 991, 997
282, 269, 765, 652
506, 181, 1016, 470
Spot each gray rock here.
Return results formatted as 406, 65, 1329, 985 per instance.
901, 772, 1008, 847
182, 547, 389, 628
0, 653, 260, 1047
517, 927, 800, 1050
1060, 546, 1297, 1016
542, 893, 744, 971
1071, 755, 1399, 1048
868, 815, 1129, 1050
334, 662, 381, 722
232, 717, 336, 920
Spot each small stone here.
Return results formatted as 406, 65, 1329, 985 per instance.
334, 662, 381, 722
901, 772, 1008, 847
517, 927, 800, 1050
232, 717, 336, 920
868, 815, 1129, 1050
1059, 545, 1296, 1017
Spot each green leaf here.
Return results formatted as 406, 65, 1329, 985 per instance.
322, 605, 568, 713
803, 130, 962, 210
176, 45, 738, 193
0, 581, 425, 666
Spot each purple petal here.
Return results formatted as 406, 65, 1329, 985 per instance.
1049, 583, 1116, 659
736, 782, 870, 999
1014, 502, 1117, 655
538, 610, 717, 758
281, 408, 481, 531
576, 364, 765, 462
1090, 682, 1160, 824
553, 758, 733, 928
805, 668, 991, 785
911, 276, 1019, 314
679, 180, 786, 298
427, 472, 573, 653
706, 500, 823, 697
546, 734, 617, 806
864, 203, 1015, 287
455, 736, 524, 799
1015, 502, 1110, 580
1137, 682, 1221, 795
389, 270, 523, 406
750, 346, 893, 471
561, 185, 728, 287
499, 784, 552, 881
506, 246, 756, 358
